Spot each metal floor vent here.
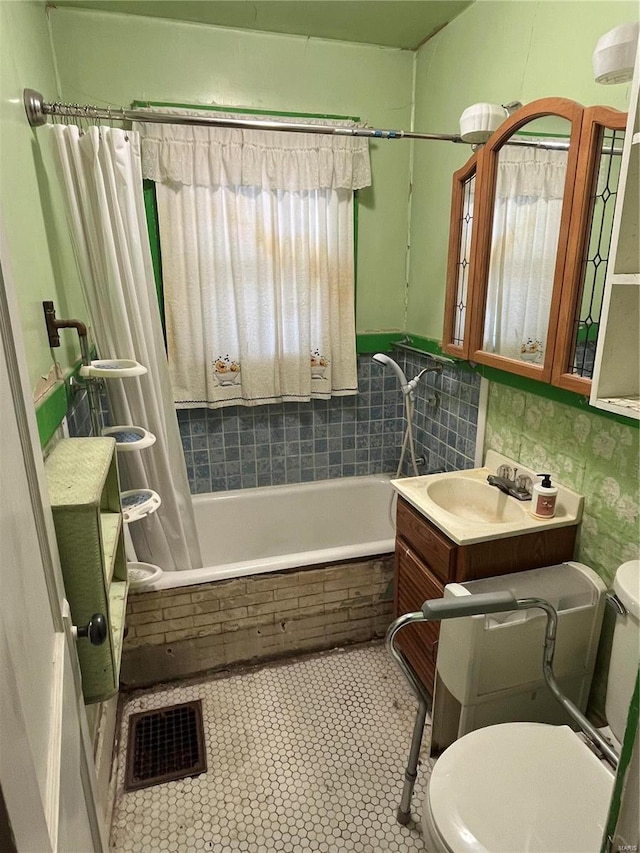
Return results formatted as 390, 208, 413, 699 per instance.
124, 700, 207, 791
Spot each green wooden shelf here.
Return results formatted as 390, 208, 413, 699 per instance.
45, 437, 129, 704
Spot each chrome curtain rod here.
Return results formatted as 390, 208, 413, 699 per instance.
25, 89, 621, 154
23, 89, 464, 143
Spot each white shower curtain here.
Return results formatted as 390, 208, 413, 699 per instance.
51, 124, 202, 571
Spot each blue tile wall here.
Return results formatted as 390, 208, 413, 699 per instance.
66, 389, 94, 437
400, 351, 481, 474
66, 388, 111, 438
178, 352, 482, 494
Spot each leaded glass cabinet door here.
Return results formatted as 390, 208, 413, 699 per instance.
552, 106, 627, 394
442, 152, 480, 359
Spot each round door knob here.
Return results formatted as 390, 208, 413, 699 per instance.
76, 613, 108, 646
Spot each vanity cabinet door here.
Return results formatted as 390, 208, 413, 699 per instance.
394, 539, 444, 692
395, 497, 456, 584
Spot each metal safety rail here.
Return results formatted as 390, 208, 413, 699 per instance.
385, 591, 619, 825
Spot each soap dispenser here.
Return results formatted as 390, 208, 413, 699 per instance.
532, 474, 558, 518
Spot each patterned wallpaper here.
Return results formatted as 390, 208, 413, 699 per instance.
485, 382, 639, 585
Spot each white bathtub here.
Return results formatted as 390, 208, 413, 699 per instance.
152, 474, 396, 590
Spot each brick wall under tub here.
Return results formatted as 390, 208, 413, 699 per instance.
120, 557, 394, 688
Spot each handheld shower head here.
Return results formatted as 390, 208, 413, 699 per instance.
372, 353, 409, 392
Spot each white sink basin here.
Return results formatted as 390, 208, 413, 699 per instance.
425, 477, 526, 524
391, 451, 584, 545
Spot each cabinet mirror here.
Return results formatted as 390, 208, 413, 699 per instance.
469, 99, 583, 382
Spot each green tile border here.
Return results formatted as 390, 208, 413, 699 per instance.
39, 330, 633, 446
475, 363, 638, 428
35, 380, 69, 447
356, 332, 638, 429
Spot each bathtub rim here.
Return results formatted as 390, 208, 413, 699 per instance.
143, 473, 396, 591
142, 542, 395, 591
191, 471, 395, 505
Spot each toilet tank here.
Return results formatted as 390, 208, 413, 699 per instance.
606, 560, 640, 742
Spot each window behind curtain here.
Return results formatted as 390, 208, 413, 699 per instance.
136, 106, 371, 408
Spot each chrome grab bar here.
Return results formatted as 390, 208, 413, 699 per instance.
386, 592, 619, 824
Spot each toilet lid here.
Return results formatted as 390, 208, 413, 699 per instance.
428, 723, 615, 853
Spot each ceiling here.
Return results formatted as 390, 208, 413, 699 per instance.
50, 1, 474, 50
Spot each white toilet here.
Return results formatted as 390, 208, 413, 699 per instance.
421, 560, 639, 853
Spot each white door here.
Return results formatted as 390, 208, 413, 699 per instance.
0, 225, 107, 852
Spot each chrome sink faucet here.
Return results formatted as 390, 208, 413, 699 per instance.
486, 465, 533, 501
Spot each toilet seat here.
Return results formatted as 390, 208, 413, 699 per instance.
423, 722, 614, 853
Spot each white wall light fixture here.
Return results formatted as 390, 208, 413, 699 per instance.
459, 103, 508, 144
593, 21, 639, 84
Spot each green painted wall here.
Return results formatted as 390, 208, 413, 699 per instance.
48, 6, 414, 335
408, 0, 638, 339
0, 1, 87, 394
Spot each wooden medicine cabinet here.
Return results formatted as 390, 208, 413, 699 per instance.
442, 97, 628, 397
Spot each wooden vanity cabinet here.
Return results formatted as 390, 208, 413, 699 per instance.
393, 496, 578, 694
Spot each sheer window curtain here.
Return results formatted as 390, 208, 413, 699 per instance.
50, 125, 202, 571
138, 110, 371, 408
483, 145, 568, 362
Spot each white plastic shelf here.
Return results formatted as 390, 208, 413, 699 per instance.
120, 489, 161, 523
102, 425, 156, 452
127, 561, 163, 588
80, 359, 147, 379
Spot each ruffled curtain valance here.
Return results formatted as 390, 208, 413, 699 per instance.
495, 143, 568, 200
137, 108, 372, 191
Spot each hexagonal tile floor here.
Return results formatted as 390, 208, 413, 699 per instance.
110, 642, 431, 851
